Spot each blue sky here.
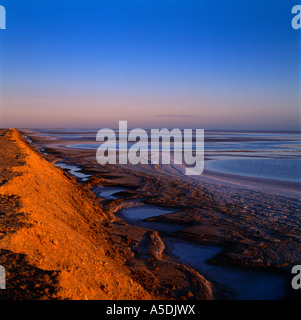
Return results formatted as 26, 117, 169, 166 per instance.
0, 0, 300, 129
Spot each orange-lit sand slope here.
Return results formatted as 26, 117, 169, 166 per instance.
0, 129, 152, 299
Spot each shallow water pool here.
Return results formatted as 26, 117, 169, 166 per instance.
164, 238, 287, 300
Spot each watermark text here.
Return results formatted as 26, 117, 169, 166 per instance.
96, 121, 204, 175
0, 5, 6, 29
292, 5, 301, 29
292, 265, 301, 290
0, 265, 5, 289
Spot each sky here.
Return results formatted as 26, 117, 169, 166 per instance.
0, 0, 300, 130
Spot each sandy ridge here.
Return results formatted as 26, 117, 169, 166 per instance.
0, 129, 152, 299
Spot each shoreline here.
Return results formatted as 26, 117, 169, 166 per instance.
21, 128, 301, 200
200, 169, 301, 200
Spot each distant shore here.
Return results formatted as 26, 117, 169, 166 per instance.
198, 169, 301, 199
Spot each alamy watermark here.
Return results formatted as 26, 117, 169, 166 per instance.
96, 121, 204, 175
291, 265, 301, 290
292, 5, 301, 29
0, 5, 6, 29
0, 265, 5, 289
0, 4, 300, 31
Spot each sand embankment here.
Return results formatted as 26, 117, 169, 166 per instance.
0, 129, 152, 299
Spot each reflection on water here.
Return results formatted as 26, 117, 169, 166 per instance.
55, 163, 91, 181
94, 186, 127, 200
118, 206, 184, 233
116, 202, 287, 300
205, 158, 301, 182
164, 238, 287, 300
119, 205, 175, 221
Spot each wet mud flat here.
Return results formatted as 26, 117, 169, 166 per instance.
22, 130, 301, 300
